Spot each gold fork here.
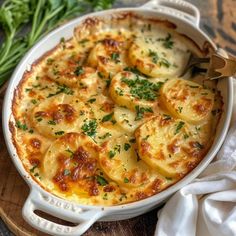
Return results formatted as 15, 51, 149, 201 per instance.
181, 51, 236, 80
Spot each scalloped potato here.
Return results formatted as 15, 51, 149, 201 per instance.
11, 14, 222, 206
160, 78, 215, 123
135, 114, 212, 177
129, 33, 190, 77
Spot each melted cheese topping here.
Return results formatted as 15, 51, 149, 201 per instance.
12, 13, 222, 206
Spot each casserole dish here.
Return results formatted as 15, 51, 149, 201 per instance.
2, 0, 233, 235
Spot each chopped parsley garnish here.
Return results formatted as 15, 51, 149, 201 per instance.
148, 49, 159, 63
174, 121, 185, 135
48, 120, 56, 125
79, 39, 89, 44
183, 134, 189, 139
34, 173, 40, 178
30, 163, 38, 173
135, 106, 153, 121
165, 177, 173, 181
81, 119, 97, 138
87, 98, 96, 103
15, 120, 28, 131
124, 143, 131, 151
32, 84, 41, 88
105, 79, 111, 88
143, 135, 150, 141
99, 132, 112, 139
103, 193, 108, 200
31, 99, 37, 104
109, 150, 116, 158
36, 118, 42, 122
162, 33, 174, 49
29, 129, 34, 134
124, 177, 129, 183
121, 76, 163, 101
74, 66, 84, 76
55, 131, 65, 136
108, 144, 121, 159
101, 112, 114, 122
148, 49, 171, 67
63, 169, 71, 176
119, 193, 127, 201
46, 58, 54, 65
98, 71, 105, 79
159, 58, 171, 68
110, 52, 120, 63
96, 175, 108, 186
178, 106, 183, 113
47, 84, 74, 97
65, 148, 74, 157
193, 142, 204, 150
116, 87, 124, 96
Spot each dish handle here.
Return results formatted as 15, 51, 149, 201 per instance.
140, 0, 200, 27
22, 188, 105, 236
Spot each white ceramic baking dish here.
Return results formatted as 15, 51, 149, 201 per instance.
2, 0, 234, 235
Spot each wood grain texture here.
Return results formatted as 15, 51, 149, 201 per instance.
0, 0, 236, 235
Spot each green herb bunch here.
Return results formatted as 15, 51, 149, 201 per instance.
0, 0, 115, 86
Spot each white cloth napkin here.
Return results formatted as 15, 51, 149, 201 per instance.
155, 81, 236, 236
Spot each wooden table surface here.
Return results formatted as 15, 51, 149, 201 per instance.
0, 0, 236, 235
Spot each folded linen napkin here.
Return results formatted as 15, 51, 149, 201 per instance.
155, 82, 236, 236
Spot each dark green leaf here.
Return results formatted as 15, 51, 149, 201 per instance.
102, 112, 114, 122
15, 120, 28, 131
74, 66, 84, 76
124, 143, 131, 151
81, 119, 97, 137
174, 121, 185, 135
96, 175, 108, 186
124, 177, 129, 183
109, 150, 116, 158
55, 131, 65, 135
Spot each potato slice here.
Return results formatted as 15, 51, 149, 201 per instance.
109, 71, 164, 110
99, 135, 153, 188
87, 38, 128, 78
31, 94, 91, 138
114, 105, 154, 132
47, 64, 100, 97
42, 132, 99, 181
129, 33, 190, 77
160, 78, 214, 124
135, 114, 211, 177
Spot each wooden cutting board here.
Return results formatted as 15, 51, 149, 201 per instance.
0, 94, 160, 236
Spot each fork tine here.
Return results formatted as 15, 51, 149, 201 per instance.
179, 54, 210, 77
